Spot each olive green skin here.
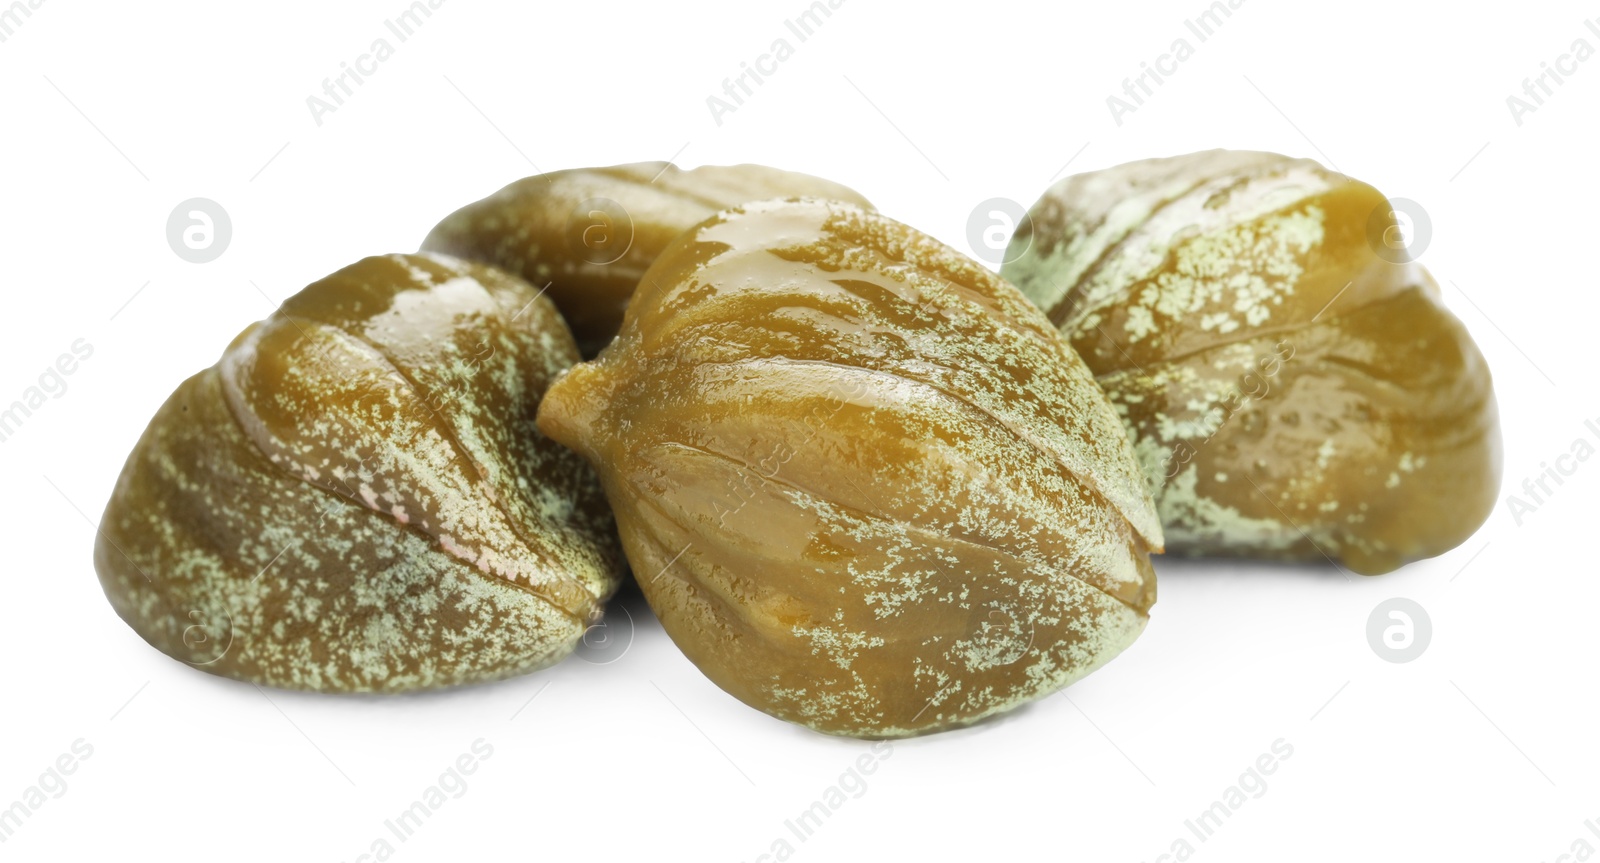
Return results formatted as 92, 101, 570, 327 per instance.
539, 199, 1162, 738
1003, 150, 1501, 575
420, 162, 872, 357
95, 253, 623, 691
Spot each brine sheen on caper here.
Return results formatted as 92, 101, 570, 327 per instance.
1003, 150, 1501, 575
539, 199, 1163, 737
96, 254, 623, 690
422, 162, 872, 357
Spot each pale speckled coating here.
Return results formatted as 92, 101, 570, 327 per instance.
1003, 150, 1501, 574
539, 199, 1161, 737
95, 253, 624, 691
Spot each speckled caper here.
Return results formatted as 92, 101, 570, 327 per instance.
420, 162, 872, 357
1003, 150, 1501, 574
95, 253, 623, 690
538, 199, 1162, 737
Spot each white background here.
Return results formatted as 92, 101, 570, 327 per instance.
1, 1, 1594, 860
